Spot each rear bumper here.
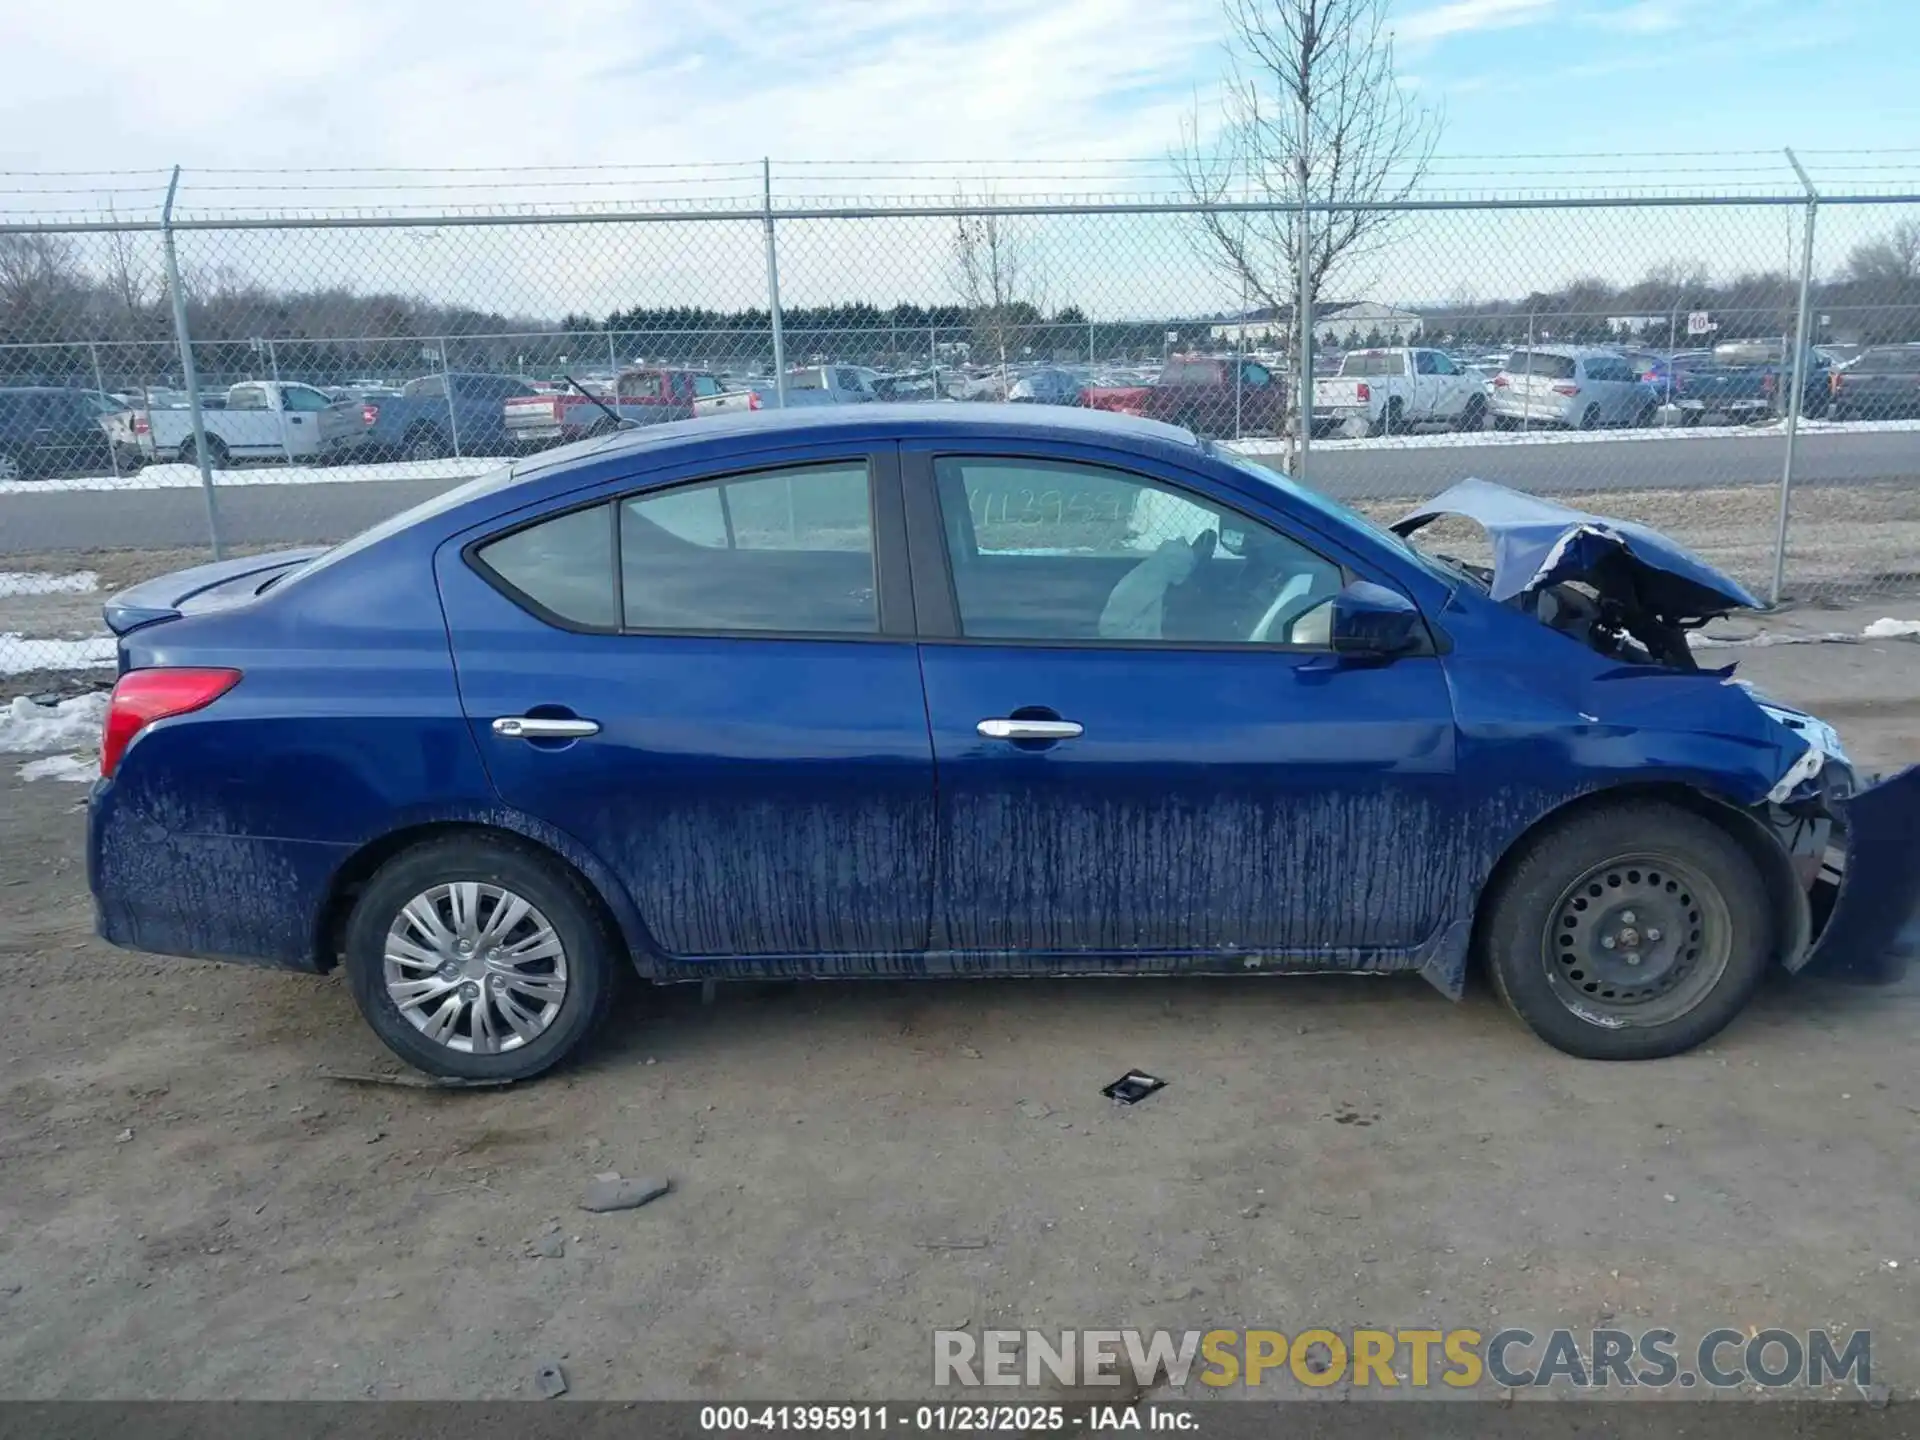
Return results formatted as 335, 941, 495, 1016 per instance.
88, 781, 348, 972
1487, 392, 1576, 425
1795, 765, 1920, 984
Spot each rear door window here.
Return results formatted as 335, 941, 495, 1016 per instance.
1341, 352, 1403, 377
474, 504, 618, 630
1509, 352, 1578, 380
619, 462, 877, 634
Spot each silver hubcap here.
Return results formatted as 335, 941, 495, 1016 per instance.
383, 882, 567, 1053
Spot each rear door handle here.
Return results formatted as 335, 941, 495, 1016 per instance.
492, 715, 600, 740
977, 718, 1084, 741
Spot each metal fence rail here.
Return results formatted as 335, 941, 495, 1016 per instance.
2, 162, 1919, 684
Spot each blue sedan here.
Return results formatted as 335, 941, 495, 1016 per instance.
87, 406, 1918, 1079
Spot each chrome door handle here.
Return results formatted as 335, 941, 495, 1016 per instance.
492, 715, 600, 740
977, 718, 1084, 741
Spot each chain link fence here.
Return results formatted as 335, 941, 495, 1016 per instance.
2, 169, 1919, 684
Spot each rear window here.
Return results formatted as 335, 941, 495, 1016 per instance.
1340, 352, 1404, 377
1506, 351, 1577, 380
1853, 348, 1920, 375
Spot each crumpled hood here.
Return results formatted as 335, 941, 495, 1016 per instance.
1394, 478, 1762, 620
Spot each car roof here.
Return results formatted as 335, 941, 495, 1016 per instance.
1510, 344, 1617, 357
514, 401, 1203, 479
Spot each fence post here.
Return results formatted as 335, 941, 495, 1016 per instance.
161, 164, 223, 560
1771, 149, 1820, 607
762, 157, 788, 407
1295, 163, 1313, 480
1087, 319, 1095, 367
438, 340, 462, 458
87, 340, 120, 480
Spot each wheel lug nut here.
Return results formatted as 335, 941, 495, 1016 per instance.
1600, 935, 1617, 950
1621, 910, 1636, 925
489, 975, 505, 990
460, 981, 479, 999
1625, 953, 1641, 966
1646, 927, 1662, 941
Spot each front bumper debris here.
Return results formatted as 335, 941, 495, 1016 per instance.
1797, 764, 1920, 984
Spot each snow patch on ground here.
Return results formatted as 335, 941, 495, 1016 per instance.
0, 456, 503, 496
0, 571, 100, 597
0, 692, 107, 754
0, 635, 116, 675
1226, 415, 1920, 457
1863, 618, 1920, 639
17, 753, 96, 783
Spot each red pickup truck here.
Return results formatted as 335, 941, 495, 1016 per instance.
502, 367, 725, 450
1081, 356, 1289, 437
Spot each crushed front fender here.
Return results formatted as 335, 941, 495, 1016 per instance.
1796, 764, 1920, 984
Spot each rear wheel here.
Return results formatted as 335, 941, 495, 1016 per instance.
177, 434, 229, 469
1578, 403, 1602, 431
1633, 401, 1658, 429
1482, 802, 1771, 1060
403, 427, 449, 462
1457, 394, 1488, 432
343, 835, 620, 1080
1492, 414, 1519, 432
1372, 398, 1405, 438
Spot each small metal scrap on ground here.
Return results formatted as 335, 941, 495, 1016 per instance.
317, 1069, 514, 1090
1102, 1071, 1167, 1105
535, 1361, 569, 1399
579, 1174, 672, 1213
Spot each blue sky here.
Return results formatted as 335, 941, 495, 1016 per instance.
2, 0, 1912, 187
0, 0, 1912, 319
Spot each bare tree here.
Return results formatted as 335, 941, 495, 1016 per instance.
949, 190, 1048, 395
0, 232, 83, 333
100, 204, 155, 325
1175, 0, 1440, 453
1846, 220, 1920, 284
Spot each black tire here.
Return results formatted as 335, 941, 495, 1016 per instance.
178, 434, 229, 468
1482, 801, 1772, 1060
1492, 414, 1518, 432
1457, 395, 1488, 432
1680, 407, 1705, 427
1632, 401, 1658, 429
1372, 399, 1405, 438
343, 834, 621, 1080
403, 426, 449, 462
1578, 403, 1601, 431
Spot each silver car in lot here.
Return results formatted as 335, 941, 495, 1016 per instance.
1490, 346, 1657, 430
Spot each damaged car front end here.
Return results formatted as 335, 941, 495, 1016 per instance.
1396, 478, 1920, 987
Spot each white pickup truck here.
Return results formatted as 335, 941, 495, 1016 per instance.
137, 381, 367, 466
694, 365, 878, 416
1312, 348, 1487, 436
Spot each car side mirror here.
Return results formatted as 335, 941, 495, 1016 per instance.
1329, 580, 1423, 658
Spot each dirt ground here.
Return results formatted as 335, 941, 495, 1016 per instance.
2, 583, 1919, 1401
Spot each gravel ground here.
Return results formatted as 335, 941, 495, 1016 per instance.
0, 609, 1917, 1401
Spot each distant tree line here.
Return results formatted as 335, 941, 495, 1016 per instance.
0, 220, 1915, 390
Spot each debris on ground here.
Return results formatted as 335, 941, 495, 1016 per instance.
534, 1361, 569, 1398
1016, 1099, 1052, 1120
528, 1230, 566, 1260
579, 1175, 671, 1213
317, 1069, 515, 1091
1101, 1071, 1167, 1106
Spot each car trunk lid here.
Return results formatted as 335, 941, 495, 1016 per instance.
103, 548, 326, 638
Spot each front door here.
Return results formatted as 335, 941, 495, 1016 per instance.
906, 448, 1459, 963
438, 450, 934, 961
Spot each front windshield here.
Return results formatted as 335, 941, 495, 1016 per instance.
1220, 452, 1462, 586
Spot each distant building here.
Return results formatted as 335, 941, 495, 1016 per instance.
1207, 301, 1424, 347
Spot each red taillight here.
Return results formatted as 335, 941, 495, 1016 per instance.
362, 403, 379, 425
1762, 374, 1778, 396
1492, 375, 1509, 388
132, 414, 150, 434
1355, 383, 1371, 402
1552, 383, 1579, 396
101, 668, 241, 779
747, 391, 763, 410
1831, 372, 1843, 394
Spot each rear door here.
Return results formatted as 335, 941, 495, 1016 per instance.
219, 384, 281, 457
437, 444, 935, 962
903, 443, 1460, 961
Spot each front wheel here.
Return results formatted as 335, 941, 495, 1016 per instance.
1457, 395, 1488, 432
1481, 802, 1772, 1060
343, 835, 620, 1080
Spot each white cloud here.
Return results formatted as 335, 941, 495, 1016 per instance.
1396, 0, 1561, 46
1601, 0, 1685, 32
